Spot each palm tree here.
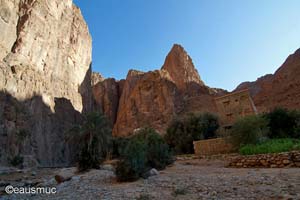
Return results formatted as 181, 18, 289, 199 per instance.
67, 112, 112, 171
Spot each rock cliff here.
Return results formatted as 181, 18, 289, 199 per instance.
0, 0, 92, 167
105, 45, 222, 136
235, 48, 300, 112
112, 70, 182, 136
96, 45, 300, 137
162, 44, 205, 94
92, 78, 121, 124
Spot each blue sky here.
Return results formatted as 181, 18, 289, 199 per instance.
74, 0, 300, 91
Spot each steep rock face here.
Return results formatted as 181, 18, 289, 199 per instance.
235, 49, 300, 112
162, 44, 205, 92
109, 45, 225, 137
0, 0, 92, 167
112, 70, 182, 136
91, 72, 105, 86
92, 78, 121, 124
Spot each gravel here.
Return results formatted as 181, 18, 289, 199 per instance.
1, 159, 299, 199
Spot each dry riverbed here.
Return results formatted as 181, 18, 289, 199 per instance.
1, 157, 300, 200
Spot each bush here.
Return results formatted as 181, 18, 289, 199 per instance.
116, 128, 173, 182
295, 118, 300, 137
112, 137, 129, 158
68, 112, 112, 172
239, 138, 300, 155
164, 117, 193, 154
10, 155, 24, 167
164, 113, 219, 154
228, 115, 269, 147
145, 130, 173, 169
116, 138, 147, 181
264, 108, 300, 139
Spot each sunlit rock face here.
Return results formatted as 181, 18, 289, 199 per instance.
112, 70, 182, 136
110, 45, 223, 137
0, 0, 92, 167
162, 44, 205, 92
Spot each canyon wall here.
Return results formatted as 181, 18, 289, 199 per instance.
94, 46, 300, 137
93, 44, 225, 137
235, 48, 300, 112
0, 0, 92, 167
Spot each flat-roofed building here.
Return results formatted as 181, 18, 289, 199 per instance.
215, 89, 257, 128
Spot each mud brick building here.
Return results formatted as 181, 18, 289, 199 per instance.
215, 89, 257, 128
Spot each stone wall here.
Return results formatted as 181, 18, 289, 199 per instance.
228, 151, 300, 168
193, 138, 234, 156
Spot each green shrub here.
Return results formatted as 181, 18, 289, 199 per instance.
193, 112, 219, 140
295, 118, 300, 138
164, 113, 219, 154
172, 187, 188, 196
116, 128, 173, 182
68, 112, 112, 172
264, 108, 300, 139
164, 117, 192, 154
112, 137, 130, 157
115, 134, 148, 182
228, 115, 269, 147
239, 138, 300, 155
10, 155, 24, 167
145, 130, 173, 169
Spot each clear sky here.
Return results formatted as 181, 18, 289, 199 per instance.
74, 0, 300, 91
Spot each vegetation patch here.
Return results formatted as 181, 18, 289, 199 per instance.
116, 127, 173, 182
227, 115, 269, 147
67, 112, 112, 172
239, 138, 300, 155
263, 108, 300, 139
172, 187, 188, 196
10, 155, 24, 167
164, 112, 219, 154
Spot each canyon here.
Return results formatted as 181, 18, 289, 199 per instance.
0, 0, 300, 167
94, 45, 300, 137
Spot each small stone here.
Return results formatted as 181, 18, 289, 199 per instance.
149, 168, 159, 176
101, 164, 114, 172
282, 160, 290, 164
55, 175, 69, 184
72, 176, 81, 181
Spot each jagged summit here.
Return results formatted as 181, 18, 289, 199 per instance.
161, 44, 205, 90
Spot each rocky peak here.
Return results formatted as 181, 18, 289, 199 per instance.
91, 72, 105, 85
161, 44, 204, 91
112, 69, 181, 136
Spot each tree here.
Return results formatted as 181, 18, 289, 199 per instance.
164, 113, 220, 154
264, 108, 300, 139
228, 115, 269, 147
67, 112, 112, 172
